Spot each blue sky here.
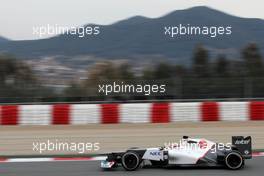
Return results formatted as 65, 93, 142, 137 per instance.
0, 0, 263, 40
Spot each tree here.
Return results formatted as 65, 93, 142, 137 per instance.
192, 45, 210, 77
142, 66, 154, 80
174, 65, 186, 77
117, 63, 135, 80
214, 54, 230, 77
75, 61, 137, 97
0, 54, 44, 99
242, 43, 263, 77
153, 62, 173, 79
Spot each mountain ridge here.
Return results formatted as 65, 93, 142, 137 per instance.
0, 36, 9, 43
0, 6, 263, 65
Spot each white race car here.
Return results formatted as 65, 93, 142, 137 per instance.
101, 136, 252, 171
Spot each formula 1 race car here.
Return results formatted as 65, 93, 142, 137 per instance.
101, 136, 252, 171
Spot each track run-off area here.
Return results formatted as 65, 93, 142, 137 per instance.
0, 121, 263, 175
0, 121, 264, 156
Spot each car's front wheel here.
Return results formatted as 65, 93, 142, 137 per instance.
121, 152, 141, 171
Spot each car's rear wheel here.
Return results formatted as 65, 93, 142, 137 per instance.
225, 151, 244, 170
121, 152, 141, 171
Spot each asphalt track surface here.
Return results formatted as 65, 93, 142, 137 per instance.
0, 157, 263, 176
1, 121, 264, 156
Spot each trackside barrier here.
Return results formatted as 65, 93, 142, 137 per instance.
0, 102, 263, 125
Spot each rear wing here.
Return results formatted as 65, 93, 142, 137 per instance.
232, 136, 252, 159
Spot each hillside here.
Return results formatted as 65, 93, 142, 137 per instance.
0, 6, 263, 65
0, 36, 8, 43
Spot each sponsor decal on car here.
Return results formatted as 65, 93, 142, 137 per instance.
150, 151, 162, 156
198, 140, 208, 149
235, 139, 251, 145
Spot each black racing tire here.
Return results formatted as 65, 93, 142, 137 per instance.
121, 152, 141, 171
225, 151, 244, 170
